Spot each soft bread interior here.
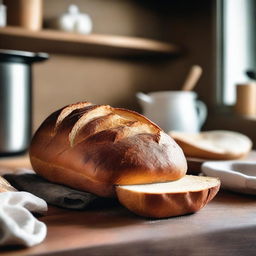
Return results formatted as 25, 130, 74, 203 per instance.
113, 122, 158, 140
69, 105, 113, 146
55, 102, 93, 130
169, 130, 252, 158
114, 108, 160, 134
116, 175, 220, 218
71, 113, 135, 145
118, 175, 220, 193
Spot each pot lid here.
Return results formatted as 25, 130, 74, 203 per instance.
0, 49, 49, 63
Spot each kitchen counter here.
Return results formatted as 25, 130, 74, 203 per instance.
0, 155, 256, 256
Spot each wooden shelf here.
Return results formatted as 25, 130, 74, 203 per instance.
0, 26, 180, 58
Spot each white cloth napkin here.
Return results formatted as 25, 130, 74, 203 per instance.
0, 191, 47, 247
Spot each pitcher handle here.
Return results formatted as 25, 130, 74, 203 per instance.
136, 92, 153, 104
196, 100, 207, 129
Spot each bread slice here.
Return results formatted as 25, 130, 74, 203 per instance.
116, 175, 220, 218
169, 130, 252, 160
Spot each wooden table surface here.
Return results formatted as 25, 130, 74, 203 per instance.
0, 154, 256, 256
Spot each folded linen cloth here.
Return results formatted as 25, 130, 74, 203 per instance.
0, 191, 47, 247
4, 169, 98, 210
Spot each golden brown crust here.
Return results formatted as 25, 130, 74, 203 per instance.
116, 176, 220, 218
30, 156, 115, 197
29, 102, 187, 197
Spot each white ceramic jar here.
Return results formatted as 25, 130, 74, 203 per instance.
136, 91, 207, 132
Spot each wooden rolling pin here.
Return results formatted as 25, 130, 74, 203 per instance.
181, 65, 203, 91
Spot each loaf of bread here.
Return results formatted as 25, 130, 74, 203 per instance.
116, 175, 220, 218
169, 130, 252, 160
29, 102, 187, 197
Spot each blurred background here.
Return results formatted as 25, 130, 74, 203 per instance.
0, 0, 256, 154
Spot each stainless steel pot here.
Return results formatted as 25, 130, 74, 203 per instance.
0, 49, 48, 156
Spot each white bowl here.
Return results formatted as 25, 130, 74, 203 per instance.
202, 161, 256, 195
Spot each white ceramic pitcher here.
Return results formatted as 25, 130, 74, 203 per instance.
136, 91, 207, 132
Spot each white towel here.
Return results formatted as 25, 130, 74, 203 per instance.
0, 191, 47, 247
